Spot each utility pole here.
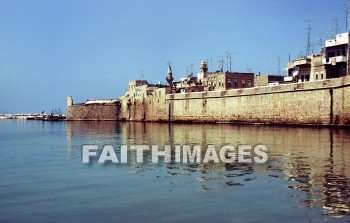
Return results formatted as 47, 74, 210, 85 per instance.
277, 56, 281, 75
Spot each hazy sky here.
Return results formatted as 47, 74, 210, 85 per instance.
0, 0, 348, 113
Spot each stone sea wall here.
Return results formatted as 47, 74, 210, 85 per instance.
66, 104, 119, 121
167, 76, 350, 126
67, 76, 350, 126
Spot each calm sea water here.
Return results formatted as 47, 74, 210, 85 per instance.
1, 120, 350, 223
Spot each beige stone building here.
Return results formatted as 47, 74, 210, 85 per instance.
286, 32, 350, 83
323, 32, 350, 78
173, 60, 254, 92
286, 53, 326, 83
254, 75, 285, 87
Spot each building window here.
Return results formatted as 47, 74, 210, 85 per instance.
316, 74, 318, 80
233, 79, 237, 87
321, 73, 324, 79
242, 80, 246, 87
248, 79, 252, 87
228, 79, 231, 87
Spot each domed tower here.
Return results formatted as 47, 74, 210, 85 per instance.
166, 63, 174, 93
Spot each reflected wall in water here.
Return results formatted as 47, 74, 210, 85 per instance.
66, 121, 350, 217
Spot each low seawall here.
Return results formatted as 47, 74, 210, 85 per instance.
66, 104, 119, 121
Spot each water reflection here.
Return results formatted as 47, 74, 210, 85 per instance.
66, 121, 350, 217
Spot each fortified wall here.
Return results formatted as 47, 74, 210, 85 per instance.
67, 76, 350, 126
66, 98, 120, 121
166, 76, 350, 126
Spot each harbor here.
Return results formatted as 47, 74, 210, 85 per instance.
1, 120, 350, 222
0, 112, 66, 121
2, 1, 350, 222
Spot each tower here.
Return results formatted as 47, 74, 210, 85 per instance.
197, 61, 208, 83
67, 96, 73, 106
166, 63, 174, 93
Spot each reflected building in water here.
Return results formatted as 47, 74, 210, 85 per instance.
66, 121, 350, 217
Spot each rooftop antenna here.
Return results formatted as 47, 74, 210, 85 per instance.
311, 44, 315, 54
221, 56, 224, 72
327, 22, 334, 39
317, 34, 323, 51
218, 56, 224, 72
190, 59, 194, 75
345, 2, 350, 32
246, 63, 253, 73
306, 19, 312, 56
225, 51, 230, 71
225, 51, 232, 72
140, 69, 144, 80
333, 18, 340, 34
299, 51, 304, 58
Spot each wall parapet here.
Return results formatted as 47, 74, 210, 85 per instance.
167, 76, 350, 101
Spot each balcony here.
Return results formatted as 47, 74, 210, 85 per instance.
322, 56, 347, 65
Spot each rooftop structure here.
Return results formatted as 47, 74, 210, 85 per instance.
286, 32, 350, 83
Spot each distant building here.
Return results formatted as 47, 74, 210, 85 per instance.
286, 32, 350, 83
173, 60, 254, 92
323, 32, 349, 78
203, 72, 254, 91
254, 75, 285, 87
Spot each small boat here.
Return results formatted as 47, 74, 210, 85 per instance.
43, 114, 60, 121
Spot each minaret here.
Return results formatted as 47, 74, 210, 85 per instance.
166, 63, 174, 93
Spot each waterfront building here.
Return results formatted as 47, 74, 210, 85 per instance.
286, 32, 350, 83
286, 53, 326, 83
323, 32, 350, 79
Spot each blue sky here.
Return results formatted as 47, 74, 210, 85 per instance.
0, 0, 348, 113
